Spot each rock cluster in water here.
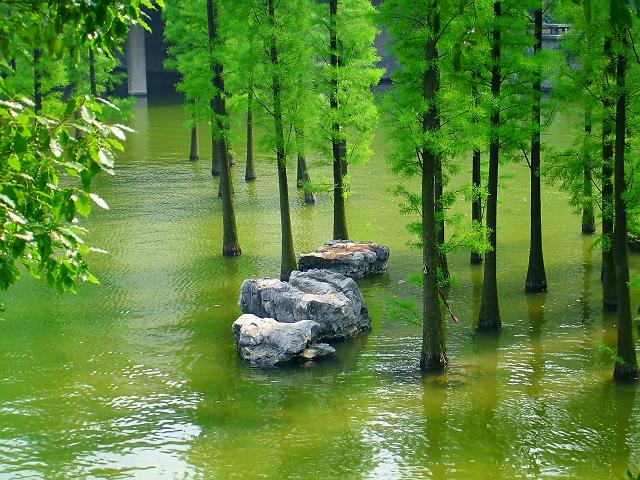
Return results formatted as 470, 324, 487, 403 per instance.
298, 240, 390, 279
233, 242, 390, 367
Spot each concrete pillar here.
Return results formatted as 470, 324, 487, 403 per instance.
126, 24, 147, 97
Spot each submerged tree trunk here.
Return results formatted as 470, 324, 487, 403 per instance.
435, 158, 449, 279
602, 36, 617, 311
581, 110, 595, 233
525, 7, 547, 293
420, 0, 445, 372
207, 0, 240, 256
189, 124, 199, 161
295, 129, 316, 204
330, 0, 349, 240
471, 79, 483, 265
245, 79, 256, 181
268, 0, 297, 280
612, 36, 638, 382
478, 1, 502, 332
33, 48, 42, 113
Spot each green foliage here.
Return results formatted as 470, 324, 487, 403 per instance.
309, 0, 383, 167
386, 296, 421, 326
598, 342, 627, 366
0, 1, 159, 293
627, 470, 640, 480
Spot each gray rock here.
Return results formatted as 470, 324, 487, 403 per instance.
238, 269, 370, 340
300, 343, 336, 361
298, 240, 390, 279
232, 314, 320, 366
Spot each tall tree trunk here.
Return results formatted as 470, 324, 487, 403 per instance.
33, 48, 42, 114
296, 129, 316, 205
207, 0, 240, 256
471, 78, 483, 265
89, 48, 97, 97
525, 7, 547, 293
211, 136, 221, 176
602, 36, 617, 311
189, 124, 199, 161
340, 139, 348, 176
245, 78, 256, 181
612, 35, 638, 382
420, 0, 445, 372
268, 0, 297, 280
478, 1, 502, 332
582, 110, 595, 233
330, 0, 349, 240
435, 158, 449, 279
581, 0, 595, 234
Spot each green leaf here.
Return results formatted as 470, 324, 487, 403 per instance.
89, 193, 109, 210
14, 133, 27, 155
7, 155, 20, 171
74, 194, 92, 217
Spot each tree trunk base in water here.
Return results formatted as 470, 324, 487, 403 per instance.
189, 154, 199, 161
477, 315, 501, 333
223, 244, 242, 256
613, 363, 639, 382
304, 192, 316, 204
245, 172, 256, 182
470, 252, 483, 264
420, 353, 446, 372
525, 278, 547, 293
581, 223, 596, 234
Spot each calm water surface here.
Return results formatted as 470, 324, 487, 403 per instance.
1, 98, 639, 479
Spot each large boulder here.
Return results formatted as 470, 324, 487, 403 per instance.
232, 314, 326, 366
298, 240, 390, 279
238, 269, 370, 340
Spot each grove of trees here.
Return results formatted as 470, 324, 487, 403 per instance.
2, 0, 640, 382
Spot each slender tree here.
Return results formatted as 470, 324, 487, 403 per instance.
295, 128, 316, 204
314, 0, 381, 240
525, 6, 548, 293
478, 2, 503, 332
268, 0, 297, 279
329, 0, 348, 239
207, 0, 240, 256
602, 35, 617, 310
612, 30, 638, 382
245, 77, 256, 181
470, 74, 484, 265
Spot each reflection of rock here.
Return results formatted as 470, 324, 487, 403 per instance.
238, 269, 370, 340
298, 240, 390, 279
232, 314, 326, 366
300, 343, 336, 361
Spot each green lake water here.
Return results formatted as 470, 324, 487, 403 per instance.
1, 98, 639, 479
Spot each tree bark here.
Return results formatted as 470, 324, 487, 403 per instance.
602, 36, 617, 311
295, 129, 316, 204
245, 78, 256, 181
525, 7, 547, 293
268, 0, 297, 280
612, 35, 638, 382
207, 0, 240, 256
189, 124, 199, 161
330, 0, 349, 240
420, 0, 446, 372
478, 1, 502, 332
435, 157, 449, 279
471, 78, 483, 265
